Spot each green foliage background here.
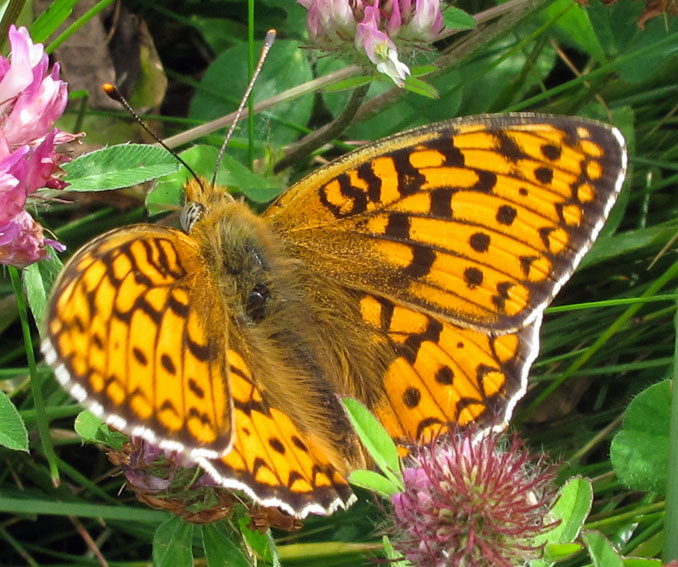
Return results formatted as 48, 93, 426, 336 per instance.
1, 0, 677, 565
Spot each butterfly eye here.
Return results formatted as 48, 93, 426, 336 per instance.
246, 283, 270, 322
180, 201, 206, 233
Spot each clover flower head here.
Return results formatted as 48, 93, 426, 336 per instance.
108, 438, 237, 524
298, 0, 444, 86
0, 25, 80, 267
391, 429, 557, 567
356, 6, 410, 86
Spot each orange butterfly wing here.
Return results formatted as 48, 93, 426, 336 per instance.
358, 292, 540, 442
199, 348, 355, 517
43, 223, 356, 517
43, 225, 233, 458
266, 115, 626, 332
266, 114, 626, 442
42, 114, 628, 518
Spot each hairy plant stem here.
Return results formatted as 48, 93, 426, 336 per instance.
273, 82, 370, 173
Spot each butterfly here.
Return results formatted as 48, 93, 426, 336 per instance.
42, 114, 627, 518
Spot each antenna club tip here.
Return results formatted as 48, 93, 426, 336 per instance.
265, 29, 276, 44
103, 83, 123, 102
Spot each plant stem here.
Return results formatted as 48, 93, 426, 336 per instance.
273, 83, 370, 173
664, 285, 678, 562
247, 0, 255, 170
9, 266, 60, 486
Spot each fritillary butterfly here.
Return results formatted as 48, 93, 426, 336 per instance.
43, 114, 627, 518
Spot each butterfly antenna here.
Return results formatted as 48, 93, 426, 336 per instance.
210, 29, 276, 189
103, 83, 205, 191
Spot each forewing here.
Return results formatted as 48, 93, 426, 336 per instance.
42, 225, 232, 458
267, 114, 626, 331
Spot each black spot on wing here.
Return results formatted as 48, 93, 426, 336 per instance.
535, 166, 554, 185
473, 170, 497, 193
463, 267, 483, 288
187, 336, 213, 362
402, 244, 436, 279
403, 387, 421, 408
269, 437, 286, 455
188, 378, 205, 399
496, 205, 517, 226
492, 282, 513, 312
497, 132, 528, 162
359, 160, 383, 203
541, 143, 561, 161
393, 148, 427, 197
385, 212, 411, 240
133, 347, 148, 366
444, 137, 465, 167
469, 232, 490, 253
399, 317, 443, 364
435, 366, 454, 385
430, 188, 455, 218
168, 292, 190, 317
161, 353, 176, 375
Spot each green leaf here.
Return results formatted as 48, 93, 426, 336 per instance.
545, 0, 605, 61
587, 0, 678, 83
62, 144, 181, 192
411, 65, 438, 77
323, 75, 374, 93
30, 0, 78, 44
201, 523, 250, 567
147, 145, 229, 213
403, 76, 439, 99
153, 517, 194, 567
214, 156, 282, 203
610, 380, 670, 494
349, 469, 401, 498
239, 515, 282, 566
145, 177, 185, 217
456, 32, 556, 115
180, 17, 241, 59
548, 477, 593, 542
383, 535, 412, 566
582, 531, 624, 567
542, 542, 582, 562
23, 251, 63, 330
74, 411, 126, 450
443, 6, 476, 30
0, 391, 29, 452
532, 477, 592, 567
342, 398, 403, 490
580, 227, 671, 269
261, 0, 309, 36
617, 23, 678, 85
623, 559, 663, 567
238, 515, 273, 563
347, 66, 464, 139
189, 39, 313, 150
148, 145, 282, 215
73, 411, 102, 443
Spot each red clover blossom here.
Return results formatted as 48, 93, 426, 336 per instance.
0, 25, 80, 267
298, 0, 444, 86
391, 429, 557, 567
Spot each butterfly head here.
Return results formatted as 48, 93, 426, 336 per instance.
180, 176, 236, 232
180, 178, 281, 326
